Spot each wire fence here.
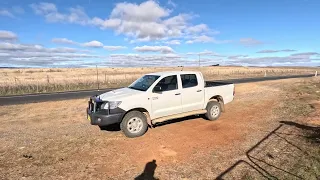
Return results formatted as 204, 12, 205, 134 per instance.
0, 67, 318, 96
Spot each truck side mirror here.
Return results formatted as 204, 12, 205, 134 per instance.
153, 85, 162, 92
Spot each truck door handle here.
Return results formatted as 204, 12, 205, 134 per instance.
152, 97, 158, 100
197, 90, 202, 92
175, 93, 181, 95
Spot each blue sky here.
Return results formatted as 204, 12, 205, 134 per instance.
0, 0, 320, 67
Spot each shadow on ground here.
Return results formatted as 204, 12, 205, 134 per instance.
99, 123, 121, 131
153, 115, 202, 127
99, 115, 203, 132
216, 121, 320, 180
135, 160, 159, 180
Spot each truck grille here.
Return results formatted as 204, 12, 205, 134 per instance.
88, 96, 105, 113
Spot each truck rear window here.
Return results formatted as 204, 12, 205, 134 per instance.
181, 74, 198, 88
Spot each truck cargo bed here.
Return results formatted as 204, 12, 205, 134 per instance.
205, 81, 233, 87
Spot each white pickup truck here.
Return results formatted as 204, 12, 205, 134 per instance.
87, 71, 235, 138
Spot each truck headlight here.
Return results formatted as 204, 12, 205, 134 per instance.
109, 101, 122, 109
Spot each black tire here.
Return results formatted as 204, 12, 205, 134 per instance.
120, 111, 148, 138
205, 101, 222, 121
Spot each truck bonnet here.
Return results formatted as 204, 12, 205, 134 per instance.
98, 87, 143, 101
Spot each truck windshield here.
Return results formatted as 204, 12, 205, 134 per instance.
128, 75, 160, 91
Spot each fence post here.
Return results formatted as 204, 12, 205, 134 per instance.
47, 75, 50, 84
316, 71, 318, 77
264, 70, 267, 77
96, 65, 99, 90
37, 81, 39, 93
104, 73, 106, 83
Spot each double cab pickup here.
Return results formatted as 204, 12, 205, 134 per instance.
87, 71, 235, 138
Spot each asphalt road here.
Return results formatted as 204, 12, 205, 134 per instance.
0, 74, 314, 106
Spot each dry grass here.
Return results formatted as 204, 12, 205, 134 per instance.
0, 66, 318, 95
218, 77, 320, 179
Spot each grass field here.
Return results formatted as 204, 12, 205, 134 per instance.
0, 66, 318, 96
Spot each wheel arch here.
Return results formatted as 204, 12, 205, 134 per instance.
208, 95, 225, 112
122, 107, 152, 127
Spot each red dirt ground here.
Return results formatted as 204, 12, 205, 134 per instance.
0, 78, 319, 179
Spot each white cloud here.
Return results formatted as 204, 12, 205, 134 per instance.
30, 1, 218, 43
52, 38, 126, 51
0, 42, 100, 67
257, 49, 296, 53
30, 2, 57, 15
66, 6, 90, 25
0, 30, 18, 41
227, 55, 248, 59
0, 7, 25, 18
107, 53, 226, 67
82, 40, 104, 48
165, 40, 180, 45
239, 38, 263, 46
186, 50, 221, 56
90, 17, 121, 29
111, 1, 170, 22
0, 42, 89, 53
108, 53, 186, 67
30, 3, 90, 25
186, 24, 209, 34
227, 52, 320, 66
134, 45, 174, 54
198, 50, 216, 56
167, 0, 177, 7
2, 41, 319, 67
291, 52, 319, 56
52, 38, 77, 45
162, 13, 192, 38
186, 35, 230, 44
103, 46, 127, 51
0, 9, 14, 18
187, 35, 212, 43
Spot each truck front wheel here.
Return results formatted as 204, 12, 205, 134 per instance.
120, 111, 148, 138
205, 101, 222, 121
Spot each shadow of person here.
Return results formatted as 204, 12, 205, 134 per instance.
135, 160, 159, 180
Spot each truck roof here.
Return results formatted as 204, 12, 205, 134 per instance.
146, 71, 199, 76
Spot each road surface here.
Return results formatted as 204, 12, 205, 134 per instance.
0, 74, 313, 106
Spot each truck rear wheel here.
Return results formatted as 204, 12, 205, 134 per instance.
120, 111, 148, 138
205, 101, 221, 121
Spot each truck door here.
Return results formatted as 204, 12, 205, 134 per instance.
151, 75, 182, 119
180, 73, 204, 112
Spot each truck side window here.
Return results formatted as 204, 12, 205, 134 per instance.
155, 75, 178, 91
181, 74, 198, 88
